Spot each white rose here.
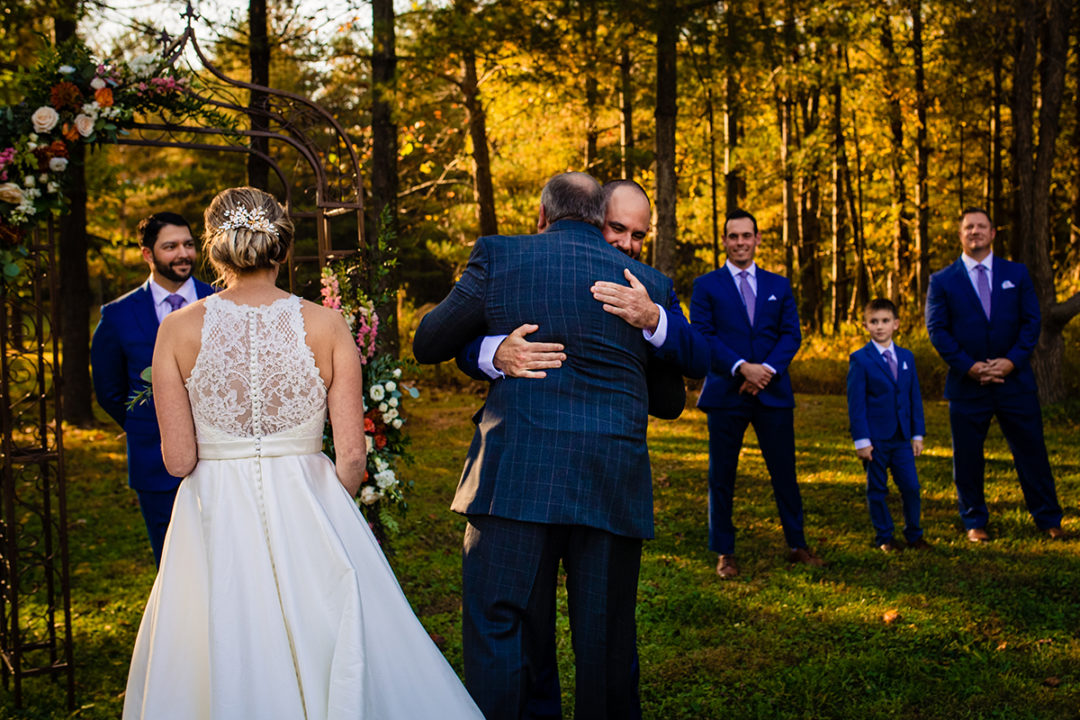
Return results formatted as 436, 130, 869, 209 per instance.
378, 402, 388, 412
49, 158, 67, 172
392, 368, 402, 378
38, 173, 47, 183
369, 385, 385, 401
374, 456, 389, 472
46, 182, 59, 194
383, 408, 399, 421
374, 469, 397, 490
388, 397, 399, 408
90, 77, 106, 90
365, 435, 374, 454
392, 418, 403, 429
58, 65, 76, 74
31, 106, 59, 134
359, 486, 380, 505
74, 114, 95, 137
384, 381, 396, 392
23, 176, 34, 188
0, 183, 24, 205
80, 103, 99, 120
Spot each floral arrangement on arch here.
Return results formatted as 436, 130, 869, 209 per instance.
0, 39, 220, 280
321, 264, 417, 537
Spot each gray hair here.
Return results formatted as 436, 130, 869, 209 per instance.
540, 172, 604, 229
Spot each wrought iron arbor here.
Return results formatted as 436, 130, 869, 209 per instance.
2, 10, 366, 710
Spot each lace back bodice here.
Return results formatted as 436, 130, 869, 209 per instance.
187, 294, 326, 445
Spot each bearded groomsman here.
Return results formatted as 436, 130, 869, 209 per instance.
925, 207, 1065, 542
91, 212, 215, 565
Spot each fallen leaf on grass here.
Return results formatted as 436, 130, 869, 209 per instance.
883, 610, 900, 624
996, 641, 1008, 651
1043, 677, 1060, 688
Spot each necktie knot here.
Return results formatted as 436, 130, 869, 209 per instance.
165, 293, 186, 312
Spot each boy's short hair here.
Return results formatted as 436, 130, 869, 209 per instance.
864, 297, 898, 319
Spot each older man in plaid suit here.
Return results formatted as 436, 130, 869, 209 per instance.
413, 172, 679, 720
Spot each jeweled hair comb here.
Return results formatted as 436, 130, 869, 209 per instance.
215, 206, 278, 237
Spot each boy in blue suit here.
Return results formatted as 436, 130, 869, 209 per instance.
847, 298, 930, 553
91, 212, 215, 565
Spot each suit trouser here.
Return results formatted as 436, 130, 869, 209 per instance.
863, 435, 922, 546
461, 515, 642, 720
949, 393, 1063, 530
706, 402, 806, 555
135, 486, 179, 567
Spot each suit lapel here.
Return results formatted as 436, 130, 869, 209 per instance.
753, 270, 769, 324
954, 258, 989, 324
988, 256, 1008, 320
133, 281, 160, 338
719, 269, 752, 329
865, 344, 896, 385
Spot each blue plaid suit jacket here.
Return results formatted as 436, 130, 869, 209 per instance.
414, 220, 678, 539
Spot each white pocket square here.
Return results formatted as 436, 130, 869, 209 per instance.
902, 361, 909, 370
1002, 280, 1015, 289
768, 294, 778, 301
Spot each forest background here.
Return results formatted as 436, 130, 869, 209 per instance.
2, 0, 1079, 417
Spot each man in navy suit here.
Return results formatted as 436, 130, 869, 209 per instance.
91, 212, 216, 565
690, 209, 823, 579
456, 180, 707, 406
925, 207, 1064, 542
847, 298, 929, 552
413, 173, 679, 719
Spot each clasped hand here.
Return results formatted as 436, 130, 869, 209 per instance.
738, 363, 774, 395
967, 358, 1014, 385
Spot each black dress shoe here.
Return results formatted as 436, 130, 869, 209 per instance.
878, 540, 903, 553
907, 538, 932, 550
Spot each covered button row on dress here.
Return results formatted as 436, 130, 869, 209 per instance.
247, 309, 265, 452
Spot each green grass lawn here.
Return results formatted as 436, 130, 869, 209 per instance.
3, 389, 1078, 719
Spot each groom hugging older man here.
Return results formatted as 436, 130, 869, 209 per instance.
413, 173, 704, 719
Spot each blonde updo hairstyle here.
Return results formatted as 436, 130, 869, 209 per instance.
203, 186, 293, 282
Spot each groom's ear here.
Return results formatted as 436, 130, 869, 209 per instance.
140, 244, 154, 265
537, 204, 548, 233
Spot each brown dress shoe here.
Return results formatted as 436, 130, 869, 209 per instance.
716, 554, 739, 579
787, 547, 825, 567
1047, 527, 1067, 541
966, 528, 990, 543
878, 540, 903, 553
907, 538, 932, 550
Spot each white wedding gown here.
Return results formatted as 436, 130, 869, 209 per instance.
123, 294, 482, 719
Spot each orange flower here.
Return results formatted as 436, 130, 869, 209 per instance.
46, 140, 68, 158
62, 123, 79, 142
94, 87, 114, 107
364, 417, 375, 433
49, 81, 82, 111
375, 434, 387, 450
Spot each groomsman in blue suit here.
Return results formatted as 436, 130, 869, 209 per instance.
925, 207, 1065, 542
414, 173, 682, 719
690, 209, 823, 579
91, 212, 216, 565
847, 298, 930, 553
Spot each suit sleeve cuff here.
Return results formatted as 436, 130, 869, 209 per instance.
912, 435, 923, 442
479, 335, 507, 379
853, 439, 872, 450
643, 304, 667, 347
762, 363, 777, 375
731, 359, 746, 376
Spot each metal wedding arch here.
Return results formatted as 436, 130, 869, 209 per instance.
1, 8, 365, 709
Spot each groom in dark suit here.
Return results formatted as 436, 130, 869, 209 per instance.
925, 207, 1064, 541
91, 212, 215, 565
413, 173, 678, 719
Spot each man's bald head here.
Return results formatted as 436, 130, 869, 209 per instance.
538, 172, 605, 230
601, 180, 651, 259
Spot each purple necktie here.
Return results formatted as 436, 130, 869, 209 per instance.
883, 348, 898, 380
165, 294, 186, 313
738, 270, 755, 326
974, 264, 991, 319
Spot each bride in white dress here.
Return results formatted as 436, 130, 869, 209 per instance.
122, 187, 482, 719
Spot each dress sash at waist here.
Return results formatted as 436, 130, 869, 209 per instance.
197, 434, 324, 460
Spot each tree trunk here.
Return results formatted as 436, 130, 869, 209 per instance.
247, 0, 271, 190
653, 1, 678, 277
54, 10, 93, 426
991, 50, 1007, 255
723, 7, 740, 212
830, 51, 848, 331
582, 0, 599, 170
797, 87, 822, 332
371, 0, 399, 355
1012, 0, 1078, 404
461, 47, 498, 237
879, 13, 912, 307
706, 85, 720, 269
619, 46, 634, 180
845, 45, 869, 317
911, 0, 929, 311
